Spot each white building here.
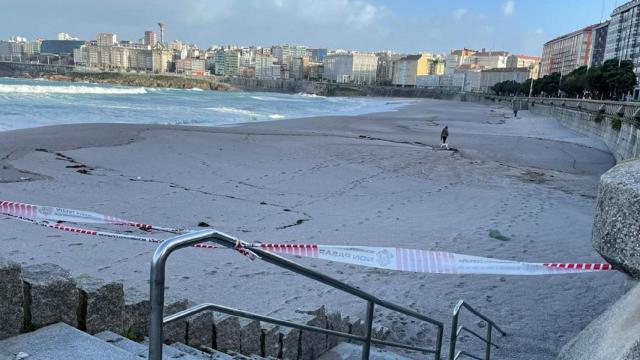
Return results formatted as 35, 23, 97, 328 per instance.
480, 67, 532, 92
466, 50, 509, 69
224, 50, 240, 76
323, 52, 378, 84
58, 32, 79, 41
255, 54, 280, 79
176, 58, 206, 76
96, 33, 117, 47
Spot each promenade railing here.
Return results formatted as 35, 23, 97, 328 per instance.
148, 229, 445, 360
448, 300, 506, 360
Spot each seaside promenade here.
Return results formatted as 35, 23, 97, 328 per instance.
0, 98, 623, 359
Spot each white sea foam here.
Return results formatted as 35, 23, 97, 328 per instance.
207, 107, 260, 117
269, 114, 285, 119
0, 83, 147, 95
189, 88, 204, 91
296, 92, 325, 98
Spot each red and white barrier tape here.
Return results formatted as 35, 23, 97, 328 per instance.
4, 213, 219, 249
257, 243, 612, 275
0, 200, 181, 233
0, 199, 613, 275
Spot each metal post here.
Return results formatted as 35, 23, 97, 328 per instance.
435, 325, 443, 360
484, 326, 493, 360
361, 301, 375, 360
449, 311, 459, 360
148, 229, 218, 360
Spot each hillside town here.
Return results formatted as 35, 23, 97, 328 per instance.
1, 0, 639, 99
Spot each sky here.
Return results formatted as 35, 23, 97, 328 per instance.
0, 0, 622, 55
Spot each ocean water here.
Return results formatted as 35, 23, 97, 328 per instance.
0, 77, 406, 131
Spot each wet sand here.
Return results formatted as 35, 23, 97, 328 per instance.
0, 99, 624, 359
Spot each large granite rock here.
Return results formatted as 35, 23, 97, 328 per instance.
186, 310, 214, 348
281, 327, 301, 360
22, 263, 78, 329
327, 312, 350, 348
557, 283, 640, 360
239, 319, 261, 355
163, 297, 189, 343
76, 275, 124, 334
593, 160, 640, 278
214, 313, 241, 353
0, 257, 23, 339
298, 306, 328, 360
262, 324, 282, 358
122, 287, 148, 339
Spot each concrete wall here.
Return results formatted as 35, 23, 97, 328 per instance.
0, 257, 388, 359
528, 104, 640, 162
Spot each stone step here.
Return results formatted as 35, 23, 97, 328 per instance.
316, 342, 413, 360
95, 330, 147, 355
170, 342, 233, 360
96, 330, 210, 359
0, 323, 139, 360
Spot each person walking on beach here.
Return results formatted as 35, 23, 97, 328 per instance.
512, 100, 519, 118
440, 126, 449, 149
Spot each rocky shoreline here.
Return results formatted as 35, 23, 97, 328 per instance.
29, 72, 233, 91
0, 63, 233, 91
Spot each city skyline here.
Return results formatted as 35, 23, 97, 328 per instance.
0, 0, 617, 55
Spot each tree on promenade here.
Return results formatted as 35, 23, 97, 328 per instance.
490, 59, 636, 100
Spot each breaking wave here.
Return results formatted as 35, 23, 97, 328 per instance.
207, 107, 261, 117
0, 83, 147, 95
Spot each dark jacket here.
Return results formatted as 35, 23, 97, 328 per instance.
441, 127, 449, 138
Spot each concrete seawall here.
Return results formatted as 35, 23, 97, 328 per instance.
529, 104, 640, 162
503, 98, 640, 359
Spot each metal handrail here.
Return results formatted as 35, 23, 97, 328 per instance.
448, 300, 506, 360
149, 229, 444, 360
165, 303, 437, 354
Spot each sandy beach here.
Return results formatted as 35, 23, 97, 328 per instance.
0, 98, 624, 359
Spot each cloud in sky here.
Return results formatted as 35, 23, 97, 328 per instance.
452, 8, 469, 20
501, 1, 515, 16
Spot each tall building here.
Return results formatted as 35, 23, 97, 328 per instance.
466, 49, 509, 69
255, 54, 279, 79
506, 55, 541, 79
152, 48, 172, 73
97, 33, 117, 47
41, 40, 85, 55
428, 57, 446, 75
309, 48, 328, 62
376, 52, 403, 85
290, 56, 309, 80
392, 54, 430, 86
144, 31, 157, 48
323, 52, 378, 84
541, 24, 600, 76
445, 48, 477, 74
224, 50, 240, 76
591, 21, 610, 67
175, 58, 206, 76
605, 1, 640, 74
